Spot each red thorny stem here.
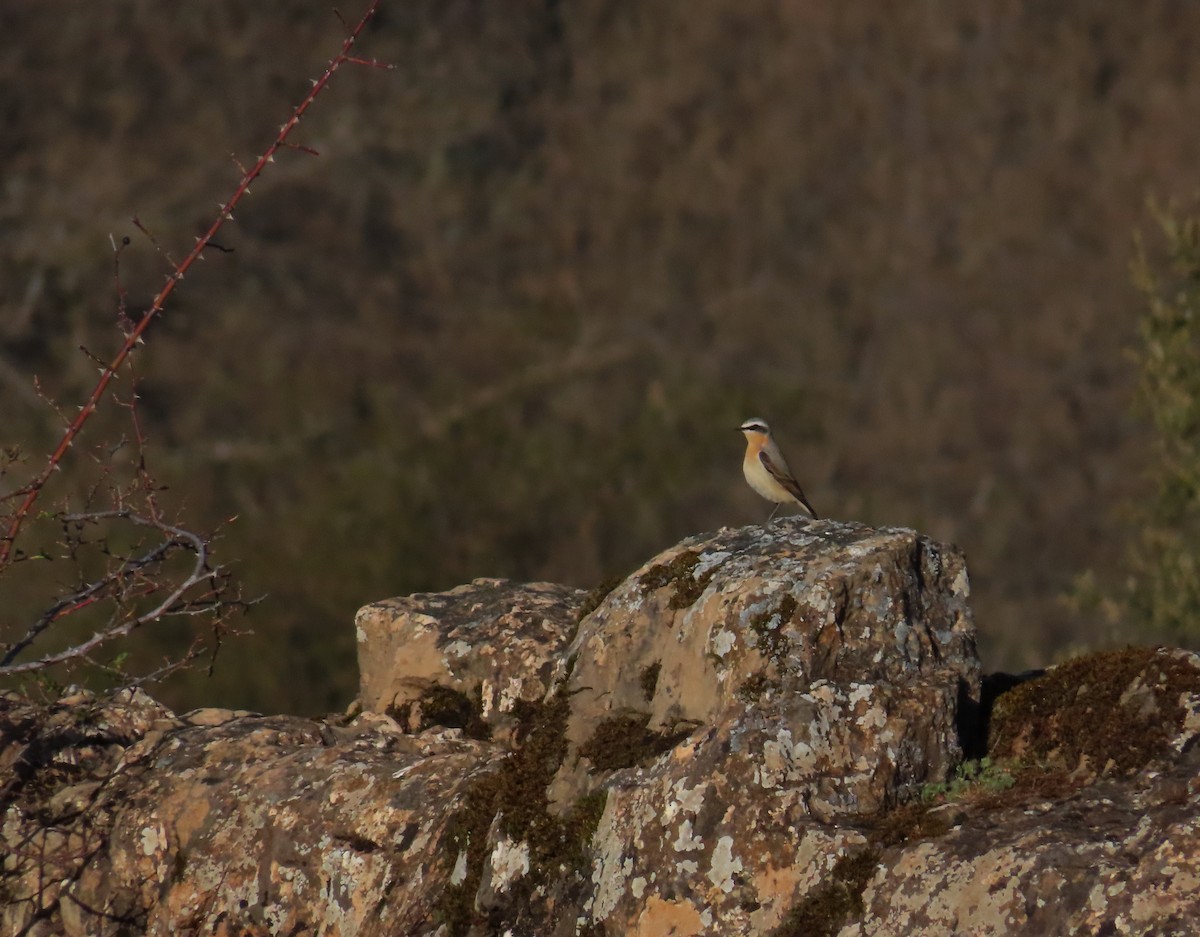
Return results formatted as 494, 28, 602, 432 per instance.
0, 0, 389, 565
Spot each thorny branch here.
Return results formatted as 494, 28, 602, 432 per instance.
0, 1, 388, 681
0, 0, 387, 565
0, 511, 236, 671
0, 511, 246, 678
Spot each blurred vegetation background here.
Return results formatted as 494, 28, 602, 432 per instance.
3, 1, 1200, 715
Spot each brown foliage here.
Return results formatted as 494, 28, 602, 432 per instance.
4, 1, 1199, 712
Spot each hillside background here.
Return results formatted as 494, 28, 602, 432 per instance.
3, 1, 1198, 714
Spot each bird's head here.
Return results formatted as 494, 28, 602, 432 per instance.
737, 417, 771, 441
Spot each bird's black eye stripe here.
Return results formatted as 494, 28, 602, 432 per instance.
741, 422, 767, 433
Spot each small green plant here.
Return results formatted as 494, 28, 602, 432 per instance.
1124, 203, 1200, 642
921, 757, 1014, 803
1067, 202, 1200, 646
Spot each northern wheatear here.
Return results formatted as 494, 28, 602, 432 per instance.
737, 418, 819, 521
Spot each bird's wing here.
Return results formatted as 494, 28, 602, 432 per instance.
759, 450, 820, 519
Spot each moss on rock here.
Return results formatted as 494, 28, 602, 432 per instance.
988, 647, 1199, 777
390, 683, 491, 740
748, 594, 798, 664
579, 712, 693, 771
638, 549, 718, 609
575, 573, 626, 624
771, 849, 880, 937
436, 693, 608, 934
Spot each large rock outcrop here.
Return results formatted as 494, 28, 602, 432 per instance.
3, 519, 1200, 936
0, 687, 504, 936
550, 521, 977, 933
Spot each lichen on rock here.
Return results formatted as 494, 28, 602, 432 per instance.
4, 521, 1199, 936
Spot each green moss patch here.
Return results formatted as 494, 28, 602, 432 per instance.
748, 594, 798, 664
987, 647, 1199, 777
865, 802, 957, 849
580, 712, 693, 771
638, 549, 718, 609
560, 789, 609, 869
966, 765, 1083, 810
437, 772, 506, 934
770, 849, 880, 937
920, 757, 1015, 804
436, 694, 608, 935
391, 683, 491, 740
576, 573, 626, 623
736, 672, 783, 703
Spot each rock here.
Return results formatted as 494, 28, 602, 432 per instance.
356, 577, 584, 732
181, 706, 259, 726
4, 522, 1200, 936
853, 742, 1200, 935
561, 520, 978, 932
2, 695, 504, 937
843, 646, 1200, 937
988, 646, 1200, 778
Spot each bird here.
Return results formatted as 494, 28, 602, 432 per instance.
737, 417, 819, 521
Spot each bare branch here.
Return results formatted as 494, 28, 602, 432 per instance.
1, 1, 387, 690
0, 511, 245, 678
0, 0, 386, 565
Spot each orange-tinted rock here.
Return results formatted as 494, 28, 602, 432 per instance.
4, 522, 1200, 936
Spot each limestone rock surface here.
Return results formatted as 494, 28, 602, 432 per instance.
558, 521, 979, 932
854, 646, 1200, 936
356, 577, 583, 733
3, 520, 1199, 937
1, 686, 498, 936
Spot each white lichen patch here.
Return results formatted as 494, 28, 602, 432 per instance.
451, 849, 469, 886
707, 836, 744, 892
499, 676, 525, 713
695, 550, 732, 577
758, 729, 816, 788
662, 780, 707, 824
321, 846, 370, 917
736, 597, 774, 629
857, 704, 888, 732
673, 819, 704, 852
591, 801, 635, 920
711, 629, 737, 658
488, 837, 530, 893
410, 613, 440, 637
140, 823, 164, 857
1176, 689, 1200, 751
